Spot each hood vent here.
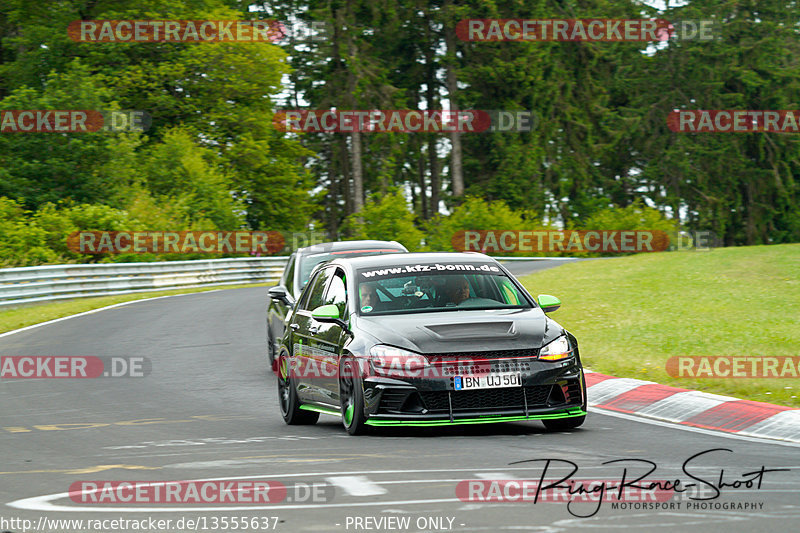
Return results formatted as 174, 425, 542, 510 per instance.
423, 321, 517, 340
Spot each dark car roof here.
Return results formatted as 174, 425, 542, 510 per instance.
329, 252, 497, 269
297, 240, 407, 256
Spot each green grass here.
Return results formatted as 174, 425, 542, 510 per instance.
0, 283, 269, 335
519, 244, 800, 407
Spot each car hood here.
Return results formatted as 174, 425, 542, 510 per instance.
353, 308, 562, 354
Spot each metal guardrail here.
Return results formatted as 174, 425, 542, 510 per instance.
0, 255, 565, 308
0, 257, 289, 307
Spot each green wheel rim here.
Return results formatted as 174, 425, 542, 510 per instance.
344, 403, 354, 425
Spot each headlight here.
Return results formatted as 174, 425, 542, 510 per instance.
369, 345, 430, 372
539, 335, 573, 361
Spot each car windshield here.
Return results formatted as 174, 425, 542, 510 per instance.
299, 248, 404, 289
356, 262, 531, 315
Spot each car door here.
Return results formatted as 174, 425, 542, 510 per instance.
290, 266, 334, 404
314, 268, 351, 406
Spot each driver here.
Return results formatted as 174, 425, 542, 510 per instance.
359, 283, 380, 309
443, 276, 470, 305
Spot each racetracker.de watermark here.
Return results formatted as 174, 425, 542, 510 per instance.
456, 478, 675, 503
273, 109, 536, 133
67, 231, 285, 254
1, 110, 150, 133
68, 20, 288, 43
666, 356, 800, 378
68, 480, 333, 504
0, 356, 149, 378
275, 354, 570, 384
452, 230, 719, 254
452, 230, 669, 253
668, 110, 800, 133
456, 19, 718, 41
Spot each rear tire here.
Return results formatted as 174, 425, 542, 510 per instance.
542, 415, 585, 431
277, 354, 319, 425
339, 357, 368, 435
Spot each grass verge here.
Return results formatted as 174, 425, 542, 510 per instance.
519, 244, 800, 408
0, 283, 269, 335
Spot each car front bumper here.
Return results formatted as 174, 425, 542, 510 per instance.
360, 357, 586, 426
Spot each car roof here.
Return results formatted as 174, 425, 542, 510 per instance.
328, 252, 498, 269
297, 240, 407, 256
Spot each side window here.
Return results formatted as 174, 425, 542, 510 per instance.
302, 267, 332, 311
282, 254, 296, 294
324, 272, 348, 318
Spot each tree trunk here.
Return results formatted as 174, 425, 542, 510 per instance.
339, 135, 353, 217
428, 137, 439, 215
444, 0, 464, 198
345, 1, 364, 213
417, 137, 429, 219
327, 145, 339, 239
420, 7, 440, 216
351, 129, 364, 212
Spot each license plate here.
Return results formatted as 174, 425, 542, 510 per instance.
454, 372, 521, 391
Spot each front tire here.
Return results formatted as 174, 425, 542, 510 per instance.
277, 354, 319, 425
542, 415, 585, 431
267, 326, 275, 365
339, 357, 368, 435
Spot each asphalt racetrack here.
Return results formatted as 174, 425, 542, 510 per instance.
1, 266, 798, 532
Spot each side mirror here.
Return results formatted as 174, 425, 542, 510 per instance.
537, 294, 561, 313
312, 304, 340, 320
311, 304, 352, 335
268, 286, 295, 307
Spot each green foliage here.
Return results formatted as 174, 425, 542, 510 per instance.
2, 0, 799, 269
137, 128, 244, 230
0, 0, 314, 250
342, 189, 424, 251
520, 243, 800, 407
0, 198, 59, 267
574, 200, 680, 256
579, 201, 677, 232
0, 61, 129, 208
424, 196, 548, 255
0, 194, 241, 267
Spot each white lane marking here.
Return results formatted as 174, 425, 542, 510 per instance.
106, 435, 342, 450
9, 463, 797, 513
474, 472, 520, 480
586, 378, 656, 405
325, 475, 388, 496
0, 290, 227, 339
591, 406, 800, 448
8, 492, 460, 512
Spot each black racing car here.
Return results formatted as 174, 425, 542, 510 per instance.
266, 240, 407, 363
274, 252, 586, 435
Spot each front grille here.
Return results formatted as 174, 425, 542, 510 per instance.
437, 361, 532, 376
419, 385, 551, 412
428, 349, 538, 363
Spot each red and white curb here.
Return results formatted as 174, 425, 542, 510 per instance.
585, 371, 800, 444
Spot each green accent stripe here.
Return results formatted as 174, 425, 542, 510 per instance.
299, 405, 341, 417
365, 409, 586, 427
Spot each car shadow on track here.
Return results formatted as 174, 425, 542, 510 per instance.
311, 419, 588, 438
